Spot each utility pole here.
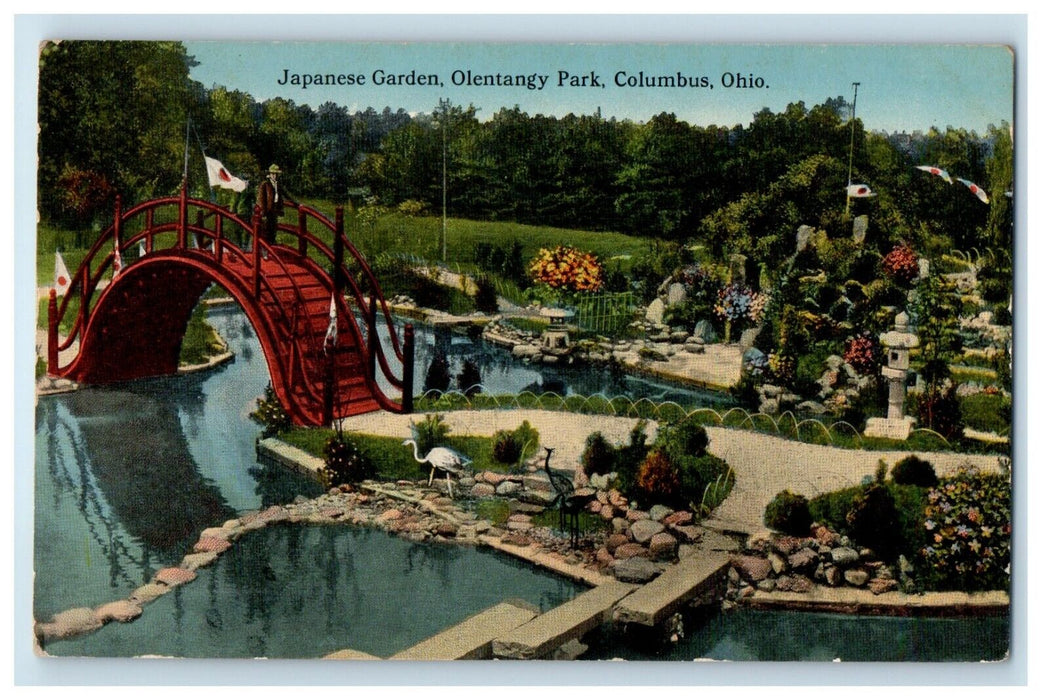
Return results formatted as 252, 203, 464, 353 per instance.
439, 98, 450, 263
845, 82, 860, 217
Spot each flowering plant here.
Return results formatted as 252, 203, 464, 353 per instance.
920, 464, 1010, 591
528, 246, 604, 293
882, 244, 920, 285
843, 332, 881, 375
714, 283, 755, 322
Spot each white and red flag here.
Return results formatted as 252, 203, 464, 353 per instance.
916, 165, 953, 183
846, 184, 876, 198
324, 293, 338, 352
204, 156, 248, 193
956, 178, 990, 204
54, 252, 71, 295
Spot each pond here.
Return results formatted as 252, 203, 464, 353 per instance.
34, 303, 1007, 661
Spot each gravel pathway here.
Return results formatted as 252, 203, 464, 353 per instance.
338, 410, 1004, 534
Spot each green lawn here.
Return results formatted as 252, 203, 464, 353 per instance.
280, 427, 524, 482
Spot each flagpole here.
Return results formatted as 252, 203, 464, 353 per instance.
845, 82, 860, 217
183, 117, 191, 186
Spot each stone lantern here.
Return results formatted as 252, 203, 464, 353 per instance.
539, 308, 574, 364
864, 311, 919, 440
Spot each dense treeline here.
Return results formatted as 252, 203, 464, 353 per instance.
38, 41, 1013, 266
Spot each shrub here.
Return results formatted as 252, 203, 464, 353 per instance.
611, 421, 650, 495
581, 432, 617, 476
529, 245, 604, 293
321, 434, 375, 487
918, 464, 1011, 591
882, 244, 919, 286
410, 272, 451, 311
250, 384, 291, 437
473, 276, 499, 314
892, 455, 938, 487
410, 413, 450, 454
396, 199, 429, 217
456, 359, 483, 397
656, 414, 710, 457
843, 333, 881, 376
424, 356, 452, 393
916, 384, 964, 441
764, 490, 812, 536
680, 453, 731, 510
637, 449, 680, 506
491, 420, 540, 466
846, 483, 904, 555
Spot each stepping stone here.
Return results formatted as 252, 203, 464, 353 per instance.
391, 600, 539, 660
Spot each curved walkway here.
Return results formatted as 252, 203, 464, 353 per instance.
339, 409, 1003, 535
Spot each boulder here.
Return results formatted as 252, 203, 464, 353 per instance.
694, 319, 718, 343
154, 568, 197, 587
756, 578, 778, 593
129, 582, 170, 604
614, 543, 649, 560
824, 565, 842, 587
377, 508, 404, 522
36, 608, 103, 642
94, 600, 142, 624
180, 552, 220, 571
629, 519, 666, 545
831, 547, 860, 567
495, 481, 521, 496
731, 555, 773, 584
193, 536, 232, 554
648, 532, 679, 560
470, 483, 496, 498
667, 283, 688, 306
868, 578, 899, 595
775, 575, 814, 593
613, 557, 662, 584
645, 298, 666, 325
605, 533, 631, 553
594, 547, 615, 571
669, 525, 705, 543
648, 504, 674, 522
787, 548, 820, 574
663, 510, 693, 527
844, 568, 871, 587
768, 552, 788, 575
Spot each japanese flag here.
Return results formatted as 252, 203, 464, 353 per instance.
204, 156, 248, 193
324, 293, 338, 351
54, 252, 71, 296
916, 165, 952, 184
846, 184, 876, 198
956, 178, 990, 204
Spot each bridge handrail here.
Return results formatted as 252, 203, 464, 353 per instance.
273, 220, 404, 391
285, 204, 404, 362
54, 198, 329, 411
50, 189, 410, 419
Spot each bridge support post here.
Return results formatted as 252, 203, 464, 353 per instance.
47, 289, 59, 374
298, 208, 308, 257
333, 207, 345, 293
194, 210, 205, 249
252, 206, 261, 299
178, 181, 188, 249
215, 211, 223, 262
113, 194, 122, 254
368, 295, 378, 381
402, 323, 415, 414
322, 349, 335, 427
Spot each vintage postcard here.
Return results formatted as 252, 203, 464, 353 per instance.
28, 36, 1016, 670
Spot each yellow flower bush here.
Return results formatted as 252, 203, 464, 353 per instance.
528, 246, 604, 293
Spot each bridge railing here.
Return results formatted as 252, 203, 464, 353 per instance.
48, 183, 413, 416
272, 206, 408, 396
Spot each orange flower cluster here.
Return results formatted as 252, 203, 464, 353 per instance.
528, 246, 604, 293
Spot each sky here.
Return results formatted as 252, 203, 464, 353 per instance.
185, 41, 1014, 134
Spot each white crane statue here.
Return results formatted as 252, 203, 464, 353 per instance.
402, 439, 472, 498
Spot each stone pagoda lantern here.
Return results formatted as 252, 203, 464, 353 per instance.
539, 307, 575, 364
864, 311, 919, 440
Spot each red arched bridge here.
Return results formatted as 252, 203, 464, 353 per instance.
46, 183, 415, 426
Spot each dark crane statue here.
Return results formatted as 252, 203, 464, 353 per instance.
541, 446, 596, 548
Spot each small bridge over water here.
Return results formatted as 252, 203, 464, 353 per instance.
46, 183, 414, 426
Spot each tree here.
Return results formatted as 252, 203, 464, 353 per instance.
38, 41, 198, 224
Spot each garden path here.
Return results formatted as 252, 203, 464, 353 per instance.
338, 410, 1004, 535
